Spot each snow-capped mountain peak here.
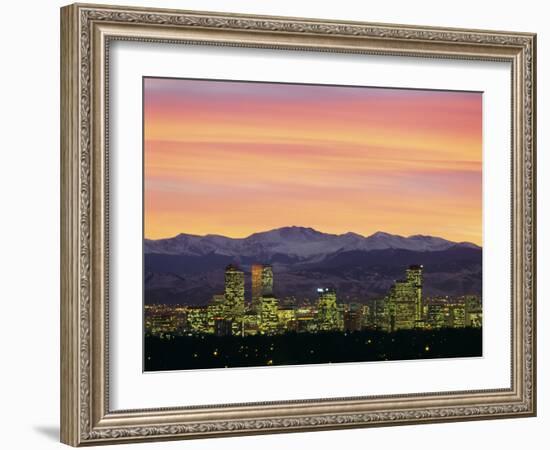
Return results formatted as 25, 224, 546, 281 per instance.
144, 226, 479, 260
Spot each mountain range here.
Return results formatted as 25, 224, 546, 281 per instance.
145, 226, 478, 258
144, 226, 482, 306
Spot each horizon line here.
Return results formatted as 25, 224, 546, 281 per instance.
144, 225, 481, 247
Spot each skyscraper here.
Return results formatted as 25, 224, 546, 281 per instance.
262, 265, 273, 296
224, 264, 245, 319
259, 295, 279, 334
386, 265, 424, 331
316, 288, 341, 331
387, 286, 416, 331
406, 265, 423, 321
251, 264, 263, 312
251, 264, 274, 312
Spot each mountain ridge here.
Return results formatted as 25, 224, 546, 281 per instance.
144, 226, 480, 260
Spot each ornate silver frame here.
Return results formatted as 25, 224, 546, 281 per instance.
60, 3, 536, 446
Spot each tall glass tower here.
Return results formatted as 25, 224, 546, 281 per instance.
251, 264, 274, 313
406, 265, 423, 321
251, 264, 263, 312
261, 265, 273, 296
224, 264, 245, 319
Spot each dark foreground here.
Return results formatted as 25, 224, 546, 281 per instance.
144, 328, 482, 371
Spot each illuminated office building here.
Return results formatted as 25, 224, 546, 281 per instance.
224, 264, 245, 320
262, 265, 274, 295
388, 299, 416, 331
145, 310, 185, 336
295, 306, 318, 333
251, 264, 274, 312
464, 296, 483, 328
206, 298, 225, 334
259, 295, 279, 334
186, 306, 209, 334
241, 313, 261, 336
467, 310, 483, 328
316, 288, 341, 331
360, 304, 372, 329
251, 264, 263, 312
448, 304, 466, 328
406, 265, 423, 321
384, 265, 424, 331
277, 307, 296, 331
426, 302, 449, 328
372, 298, 390, 331
387, 281, 416, 331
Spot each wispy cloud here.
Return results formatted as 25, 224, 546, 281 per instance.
144, 78, 482, 244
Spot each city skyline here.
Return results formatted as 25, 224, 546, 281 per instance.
144, 78, 482, 245
144, 260, 482, 371
145, 261, 482, 339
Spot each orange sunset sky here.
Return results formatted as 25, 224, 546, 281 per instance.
144, 78, 482, 245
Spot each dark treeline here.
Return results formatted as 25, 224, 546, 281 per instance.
144, 328, 482, 371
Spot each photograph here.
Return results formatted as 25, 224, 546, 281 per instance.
143, 78, 484, 371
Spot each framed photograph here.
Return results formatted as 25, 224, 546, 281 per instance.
60, 3, 536, 446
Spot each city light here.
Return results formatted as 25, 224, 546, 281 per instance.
144, 264, 482, 339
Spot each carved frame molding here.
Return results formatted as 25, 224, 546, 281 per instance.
61, 3, 536, 446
